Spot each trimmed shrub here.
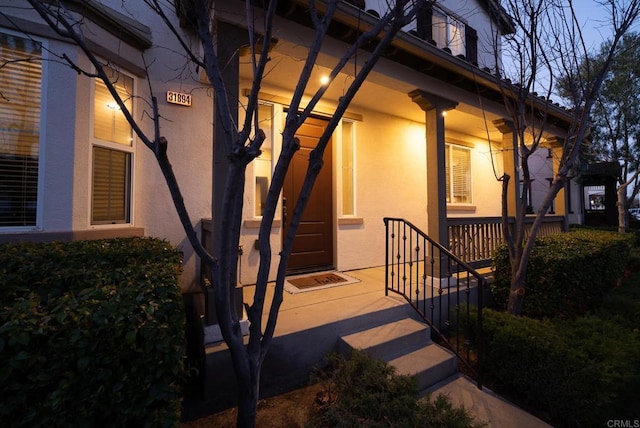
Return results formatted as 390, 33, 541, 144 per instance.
477, 309, 640, 427
491, 229, 633, 318
0, 238, 186, 428
309, 350, 485, 428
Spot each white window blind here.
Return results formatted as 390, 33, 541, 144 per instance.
445, 144, 471, 204
0, 33, 42, 227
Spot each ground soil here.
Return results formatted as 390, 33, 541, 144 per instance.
180, 383, 325, 428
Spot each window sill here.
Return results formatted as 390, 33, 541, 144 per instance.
447, 204, 476, 212
338, 217, 364, 225
244, 219, 282, 229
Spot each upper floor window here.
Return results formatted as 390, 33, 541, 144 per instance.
445, 144, 471, 204
0, 32, 42, 228
416, 5, 478, 63
91, 67, 134, 225
432, 8, 465, 56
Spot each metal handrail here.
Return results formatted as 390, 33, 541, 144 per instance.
384, 217, 485, 389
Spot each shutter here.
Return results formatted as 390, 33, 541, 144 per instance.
92, 147, 130, 224
0, 33, 42, 227
465, 25, 478, 64
416, 4, 433, 40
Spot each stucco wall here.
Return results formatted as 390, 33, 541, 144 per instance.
1, 1, 213, 292
365, 0, 501, 72
233, 85, 506, 283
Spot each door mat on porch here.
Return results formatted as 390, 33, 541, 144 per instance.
284, 271, 361, 294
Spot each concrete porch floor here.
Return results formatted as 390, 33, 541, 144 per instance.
191, 266, 549, 427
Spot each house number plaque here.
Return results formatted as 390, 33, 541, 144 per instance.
166, 91, 192, 107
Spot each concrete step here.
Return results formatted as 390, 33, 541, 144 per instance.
389, 344, 458, 391
338, 317, 431, 360
338, 317, 458, 392
426, 375, 552, 427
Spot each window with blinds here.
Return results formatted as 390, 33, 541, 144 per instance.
0, 33, 42, 227
92, 147, 130, 223
91, 66, 134, 224
445, 144, 471, 204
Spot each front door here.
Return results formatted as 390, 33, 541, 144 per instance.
283, 117, 334, 273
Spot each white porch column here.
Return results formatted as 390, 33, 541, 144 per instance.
409, 90, 457, 278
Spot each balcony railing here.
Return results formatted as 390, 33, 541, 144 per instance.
448, 215, 565, 269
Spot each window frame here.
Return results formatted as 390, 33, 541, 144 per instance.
432, 8, 465, 56
0, 29, 46, 231
252, 101, 276, 219
416, 5, 476, 61
445, 143, 472, 205
340, 119, 356, 217
89, 65, 135, 227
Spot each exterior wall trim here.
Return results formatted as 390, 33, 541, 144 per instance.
0, 228, 145, 244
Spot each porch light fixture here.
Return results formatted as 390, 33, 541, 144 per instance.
106, 102, 121, 111
320, 75, 330, 85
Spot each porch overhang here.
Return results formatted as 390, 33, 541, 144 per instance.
268, 0, 573, 131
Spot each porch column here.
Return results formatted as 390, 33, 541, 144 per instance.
546, 137, 567, 219
409, 90, 457, 278
493, 119, 520, 218
208, 21, 245, 325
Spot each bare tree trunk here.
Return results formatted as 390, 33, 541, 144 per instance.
618, 182, 629, 233
617, 169, 640, 232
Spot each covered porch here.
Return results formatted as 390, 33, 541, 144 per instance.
184, 265, 549, 427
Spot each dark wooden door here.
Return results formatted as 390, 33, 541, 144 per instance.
283, 117, 334, 272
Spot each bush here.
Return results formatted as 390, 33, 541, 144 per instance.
477, 309, 640, 427
0, 238, 186, 428
599, 250, 640, 331
491, 229, 633, 318
308, 350, 485, 428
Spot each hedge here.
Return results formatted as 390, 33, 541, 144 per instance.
477, 309, 640, 427
491, 229, 633, 319
0, 238, 186, 428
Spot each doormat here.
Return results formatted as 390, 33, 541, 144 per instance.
284, 271, 361, 294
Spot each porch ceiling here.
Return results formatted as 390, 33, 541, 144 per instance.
240, 49, 504, 144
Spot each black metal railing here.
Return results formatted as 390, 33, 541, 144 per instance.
448, 215, 565, 269
384, 217, 486, 388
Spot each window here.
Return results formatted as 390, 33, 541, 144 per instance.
341, 121, 355, 216
445, 144, 471, 204
416, 5, 477, 61
91, 67, 134, 224
432, 9, 465, 56
0, 33, 42, 228
254, 103, 273, 217
584, 185, 605, 211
